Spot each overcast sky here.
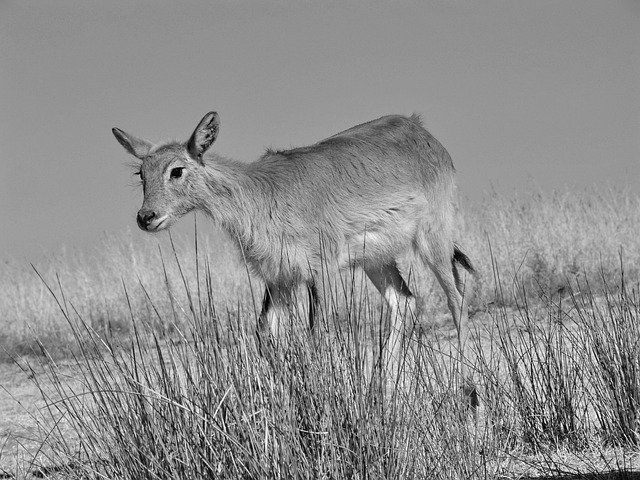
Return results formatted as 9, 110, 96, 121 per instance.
1, 0, 638, 260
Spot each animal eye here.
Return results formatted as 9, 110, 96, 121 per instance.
170, 167, 184, 179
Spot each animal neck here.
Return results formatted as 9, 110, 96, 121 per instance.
199, 155, 273, 254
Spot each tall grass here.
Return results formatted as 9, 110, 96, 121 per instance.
22, 226, 640, 479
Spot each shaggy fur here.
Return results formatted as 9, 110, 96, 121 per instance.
113, 112, 474, 357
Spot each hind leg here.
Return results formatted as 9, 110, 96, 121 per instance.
414, 234, 468, 347
415, 233, 478, 409
364, 262, 416, 368
452, 260, 474, 303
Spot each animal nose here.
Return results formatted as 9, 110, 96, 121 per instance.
137, 210, 156, 229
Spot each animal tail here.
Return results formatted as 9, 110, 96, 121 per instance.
453, 243, 475, 274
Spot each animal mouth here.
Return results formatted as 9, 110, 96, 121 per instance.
147, 215, 170, 231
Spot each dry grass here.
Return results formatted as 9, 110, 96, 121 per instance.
0, 218, 253, 362
461, 186, 640, 304
1, 185, 640, 479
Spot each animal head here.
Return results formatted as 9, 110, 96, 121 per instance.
112, 112, 220, 231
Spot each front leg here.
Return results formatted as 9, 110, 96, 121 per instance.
257, 284, 292, 349
307, 281, 319, 333
257, 286, 273, 336
256, 287, 274, 356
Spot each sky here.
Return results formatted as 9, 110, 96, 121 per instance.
1, 0, 638, 261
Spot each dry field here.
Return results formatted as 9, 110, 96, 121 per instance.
1, 187, 640, 479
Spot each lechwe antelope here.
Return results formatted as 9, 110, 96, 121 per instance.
112, 112, 475, 365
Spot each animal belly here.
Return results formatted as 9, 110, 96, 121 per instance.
340, 229, 408, 267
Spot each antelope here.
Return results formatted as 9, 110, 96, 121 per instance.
112, 111, 475, 367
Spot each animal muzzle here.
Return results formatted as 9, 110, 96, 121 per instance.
137, 209, 157, 230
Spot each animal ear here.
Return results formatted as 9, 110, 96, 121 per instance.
187, 111, 219, 162
112, 128, 153, 159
